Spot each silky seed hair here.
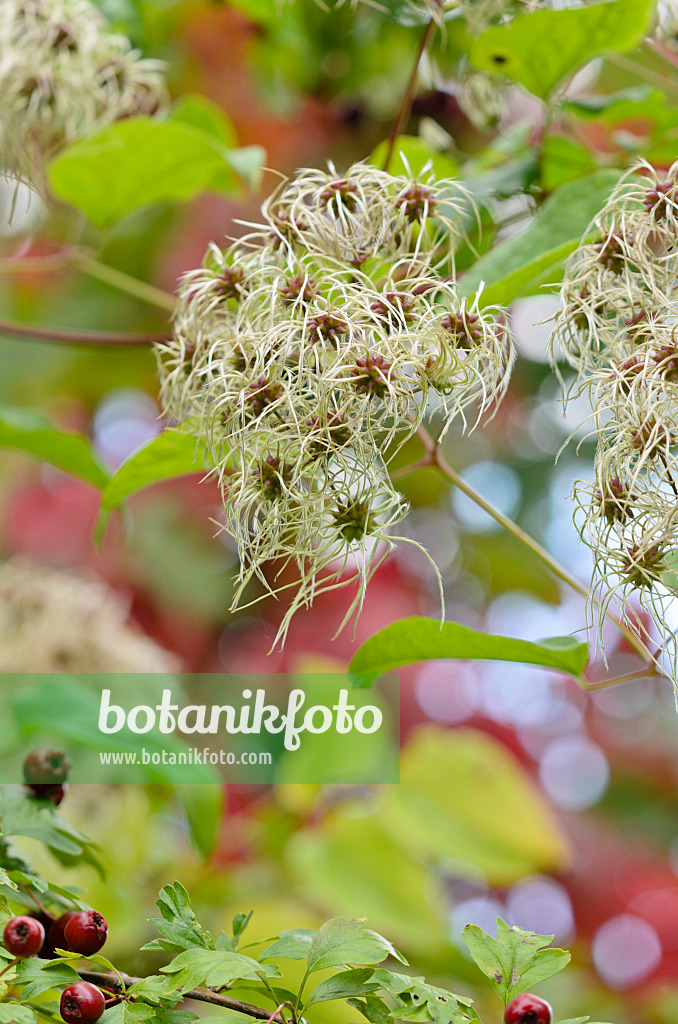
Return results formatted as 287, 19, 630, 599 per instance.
0, 559, 179, 672
551, 160, 678, 671
0, 0, 166, 186
157, 159, 515, 646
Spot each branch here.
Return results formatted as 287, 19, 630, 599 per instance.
382, 18, 436, 173
77, 969, 287, 1021
0, 318, 168, 347
398, 423, 663, 674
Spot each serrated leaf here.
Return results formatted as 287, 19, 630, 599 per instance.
94, 427, 210, 546
371, 970, 478, 1024
470, 0, 655, 99
458, 171, 622, 306
259, 929, 316, 961
306, 918, 406, 974
0, 405, 109, 490
348, 995, 393, 1024
0, 868, 17, 892
305, 968, 379, 1007
0, 789, 101, 863
160, 948, 280, 992
0, 1005, 37, 1023
15, 957, 81, 1000
348, 617, 588, 688
143, 882, 215, 955
101, 1004, 157, 1024
127, 975, 185, 1008
232, 911, 253, 939
462, 919, 570, 1004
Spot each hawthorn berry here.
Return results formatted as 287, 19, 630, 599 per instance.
504, 993, 553, 1024
60, 982, 106, 1023
3, 915, 45, 957
27, 782, 68, 806
64, 909, 108, 955
47, 911, 78, 955
23, 748, 70, 786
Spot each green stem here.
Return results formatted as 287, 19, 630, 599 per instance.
411, 425, 656, 664
74, 253, 176, 313
295, 968, 310, 1014
583, 663, 659, 691
607, 52, 678, 93
382, 19, 436, 173
0, 958, 18, 980
258, 972, 290, 1024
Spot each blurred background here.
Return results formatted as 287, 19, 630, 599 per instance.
2, 0, 678, 1021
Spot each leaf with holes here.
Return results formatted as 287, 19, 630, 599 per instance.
462, 919, 570, 1005
470, 0, 654, 99
371, 970, 480, 1024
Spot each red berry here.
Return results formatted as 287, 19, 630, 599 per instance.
504, 994, 553, 1024
64, 910, 108, 955
23, 749, 70, 786
26, 782, 68, 806
60, 982, 105, 1023
47, 911, 79, 956
3, 916, 45, 957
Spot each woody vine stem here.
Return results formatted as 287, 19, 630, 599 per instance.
76, 970, 292, 1020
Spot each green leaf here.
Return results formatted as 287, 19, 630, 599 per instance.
101, 1004, 157, 1024
459, 170, 621, 306
0, 868, 17, 892
9, 675, 220, 789
462, 919, 570, 1005
126, 975, 185, 1009
94, 427, 210, 545
369, 137, 458, 180
143, 881, 215, 955
380, 727, 571, 886
160, 948, 280, 992
306, 918, 407, 974
48, 117, 246, 227
286, 814, 449, 957
370, 970, 479, 1024
232, 911, 253, 940
348, 994, 393, 1024
0, 1006, 37, 1024
259, 929, 316, 961
348, 616, 588, 688
470, 0, 655, 99
0, 788, 101, 863
540, 136, 597, 192
175, 786, 224, 860
15, 957, 81, 1000
0, 405, 109, 490
305, 968, 379, 1007
170, 94, 238, 148
554, 1019, 614, 1024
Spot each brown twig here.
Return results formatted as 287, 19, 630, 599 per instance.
0, 318, 169, 347
381, 18, 436, 173
77, 970, 288, 1021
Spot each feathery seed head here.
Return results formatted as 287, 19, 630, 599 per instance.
0, 0, 166, 185
158, 159, 516, 645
